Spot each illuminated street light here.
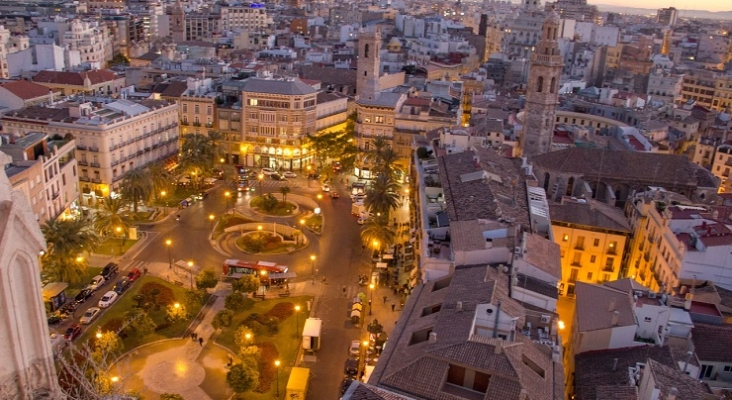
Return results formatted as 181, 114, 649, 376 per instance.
174, 302, 180, 309
110, 376, 119, 383
294, 305, 301, 338
274, 360, 281, 397
369, 283, 375, 315
188, 260, 194, 289
161, 191, 167, 215
310, 255, 316, 284
258, 174, 264, 196
166, 239, 172, 270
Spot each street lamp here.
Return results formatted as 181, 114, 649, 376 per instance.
166, 239, 172, 270
224, 191, 232, 214
316, 193, 322, 200
258, 173, 264, 197
161, 191, 167, 215
369, 283, 375, 316
209, 214, 215, 221
188, 260, 194, 289
359, 340, 370, 378
260, 270, 267, 296
115, 226, 123, 255
306, 165, 312, 187
174, 302, 180, 309
294, 305, 301, 338
299, 219, 305, 244
274, 360, 281, 398
310, 255, 316, 284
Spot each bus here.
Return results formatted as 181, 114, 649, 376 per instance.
222, 259, 288, 278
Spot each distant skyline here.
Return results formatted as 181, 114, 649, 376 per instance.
590, 0, 730, 13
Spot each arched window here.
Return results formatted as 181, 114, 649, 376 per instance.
364, 71, 367, 76
550, 77, 556, 93
543, 172, 551, 191
364, 44, 370, 58
537, 76, 544, 93
566, 177, 574, 196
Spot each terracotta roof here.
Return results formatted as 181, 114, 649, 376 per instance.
647, 359, 714, 399
573, 346, 677, 400
153, 82, 189, 98
0, 80, 53, 100
299, 65, 357, 87
531, 148, 718, 189
603, 278, 649, 293
549, 200, 631, 233
522, 233, 562, 280
691, 324, 732, 363
593, 386, 638, 400
342, 382, 414, 399
33, 70, 118, 86
575, 282, 635, 332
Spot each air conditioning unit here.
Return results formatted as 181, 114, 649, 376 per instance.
648, 291, 657, 299
540, 315, 551, 324
634, 290, 644, 297
514, 246, 522, 255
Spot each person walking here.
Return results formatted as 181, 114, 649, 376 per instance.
198, 337, 204, 347
382, 295, 387, 304
342, 285, 347, 297
391, 303, 396, 312
190, 332, 195, 341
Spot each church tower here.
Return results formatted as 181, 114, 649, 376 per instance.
171, 0, 186, 43
520, 10, 563, 159
356, 27, 381, 101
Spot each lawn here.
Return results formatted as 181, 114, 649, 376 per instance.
250, 197, 297, 216
76, 276, 207, 352
235, 232, 304, 255
66, 266, 103, 297
213, 214, 255, 239
216, 295, 312, 399
304, 214, 323, 234
95, 238, 138, 256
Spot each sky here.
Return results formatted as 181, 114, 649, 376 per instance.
590, 0, 730, 13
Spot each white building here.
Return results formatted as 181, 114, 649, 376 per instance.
220, 4, 272, 33
61, 19, 113, 69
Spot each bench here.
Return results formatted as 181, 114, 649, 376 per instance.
174, 280, 184, 287
278, 292, 291, 298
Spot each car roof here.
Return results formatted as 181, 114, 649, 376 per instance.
103, 291, 116, 296
92, 275, 104, 279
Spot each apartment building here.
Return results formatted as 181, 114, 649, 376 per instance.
219, 4, 271, 32
4, 156, 47, 221
32, 70, 125, 96
1, 98, 179, 205
61, 19, 113, 67
681, 69, 716, 108
550, 197, 631, 297
712, 143, 732, 192
712, 72, 732, 112
646, 68, 684, 105
180, 93, 218, 136
1, 133, 79, 222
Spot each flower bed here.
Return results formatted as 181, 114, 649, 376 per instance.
263, 302, 294, 321
139, 282, 176, 309
255, 341, 279, 392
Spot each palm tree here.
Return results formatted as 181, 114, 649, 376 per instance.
360, 215, 395, 254
207, 130, 227, 165
147, 162, 174, 201
41, 219, 101, 284
373, 147, 400, 181
120, 167, 151, 214
364, 174, 401, 217
279, 186, 291, 204
180, 133, 215, 188
93, 196, 130, 238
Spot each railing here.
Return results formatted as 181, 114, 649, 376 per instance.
80, 176, 90, 182
136, 150, 143, 156
77, 160, 89, 166
90, 162, 100, 168
181, 121, 189, 126
88, 147, 99, 152
639, 272, 646, 281
574, 244, 584, 250
607, 249, 617, 255
193, 122, 201, 127
91, 178, 101, 183
644, 252, 650, 262
602, 265, 614, 273
111, 160, 119, 167
76, 144, 87, 150
571, 261, 582, 267
51, 192, 60, 200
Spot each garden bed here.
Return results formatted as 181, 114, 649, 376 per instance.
213, 214, 255, 239
249, 197, 297, 216
235, 232, 302, 254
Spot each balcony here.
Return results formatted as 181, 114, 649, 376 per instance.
603, 265, 614, 273
181, 121, 189, 126
574, 244, 584, 251
111, 160, 119, 167
51, 192, 60, 200
193, 122, 202, 127
570, 261, 582, 267
136, 150, 143, 156
79, 176, 90, 182
90, 162, 100, 168
77, 160, 89, 166
91, 178, 101, 183
76, 144, 87, 150
648, 235, 655, 244
643, 252, 650, 262
607, 248, 617, 255
639, 271, 647, 281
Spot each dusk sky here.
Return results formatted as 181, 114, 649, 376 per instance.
591, 0, 731, 12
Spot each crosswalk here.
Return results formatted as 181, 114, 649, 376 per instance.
253, 180, 301, 189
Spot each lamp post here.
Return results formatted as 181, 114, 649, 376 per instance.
161, 191, 167, 215
188, 260, 194, 289
166, 239, 172, 270
359, 340, 369, 379
258, 173, 264, 197
299, 219, 305, 244
115, 226, 123, 255
274, 360, 281, 398
294, 305, 301, 338
260, 270, 267, 297
369, 283, 375, 316
306, 165, 312, 187
310, 255, 316, 284
224, 191, 232, 214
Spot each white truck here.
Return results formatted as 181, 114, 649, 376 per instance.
302, 318, 322, 351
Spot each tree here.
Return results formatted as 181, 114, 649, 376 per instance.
147, 162, 174, 201
278, 186, 291, 204
227, 363, 259, 393
195, 269, 218, 290
232, 274, 260, 294
207, 130, 227, 166
40, 219, 101, 284
180, 133, 215, 188
57, 335, 128, 400
93, 196, 130, 237
364, 174, 401, 217
360, 214, 395, 253
166, 303, 188, 322
184, 289, 207, 311
260, 193, 278, 212
120, 167, 152, 214
123, 308, 157, 338
225, 292, 247, 311
90, 331, 123, 365
160, 394, 186, 400
373, 147, 400, 181
212, 309, 235, 329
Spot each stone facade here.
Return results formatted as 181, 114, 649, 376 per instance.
0, 152, 62, 399
520, 11, 563, 159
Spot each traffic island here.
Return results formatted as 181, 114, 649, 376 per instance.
248, 196, 300, 217
225, 223, 309, 255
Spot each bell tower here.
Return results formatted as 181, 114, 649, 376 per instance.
171, 0, 185, 43
356, 27, 381, 101
520, 10, 563, 159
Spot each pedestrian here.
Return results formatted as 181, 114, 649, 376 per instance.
368, 299, 372, 307
400, 301, 404, 309
198, 337, 204, 347
227, 355, 233, 367
392, 286, 397, 295
342, 285, 346, 297
391, 303, 396, 312
143, 266, 148, 275
190, 332, 195, 341
193, 332, 198, 341
382, 295, 387, 304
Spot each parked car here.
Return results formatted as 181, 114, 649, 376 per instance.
101, 262, 119, 281
321, 184, 331, 192
74, 288, 94, 303
283, 171, 297, 178
113, 278, 131, 294
80, 307, 101, 324
307, 172, 321, 179
88, 275, 105, 291
331, 191, 340, 199
64, 324, 82, 341
349, 340, 361, 356
261, 167, 276, 176
47, 314, 63, 325
270, 173, 284, 181
127, 268, 142, 282
344, 358, 358, 376
341, 377, 355, 394
98, 291, 118, 308
357, 217, 366, 225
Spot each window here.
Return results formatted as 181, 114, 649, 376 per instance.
194, 104, 199, 114
572, 252, 581, 266
375, 116, 384, 123
537, 76, 544, 93
562, 234, 569, 242
593, 238, 600, 247
587, 272, 593, 280
575, 236, 585, 250
590, 255, 596, 263
724, 366, 731, 372
644, 317, 652, 322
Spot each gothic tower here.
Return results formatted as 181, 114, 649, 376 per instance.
520, 10, 563, 159
356, 27, 381, 101
171, 0, 186, 43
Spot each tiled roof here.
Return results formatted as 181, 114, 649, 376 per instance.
531, 148, 718, 189
691, 324, 732, 363
0, 80, 52, 100
299, 65, 357, 87
645, 359, 714, 399
575, 282, 635, 332
573, 346, 677, 400
516, 273, 558, 299
522, 234, 562, 280
241, 78, 316, 95
343, 382, 415, 399
550, 200, 631, 233
33, 69, 118, 86
603, 278, 649, 294
594, 385, 638, 400
449, 220, 493, 252
438, 148, 530, 226
153, 82, 189, 98
371, 265, 562, 400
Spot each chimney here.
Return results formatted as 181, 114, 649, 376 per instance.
428, 332, 437, 343
494, 341, 503, 354
456, 301, 463, 312
611, 311, 619, 326
608, 298, 616, 312
48, 89, 54, 105
667, 387, 678, 400
612, 358, 619, 371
